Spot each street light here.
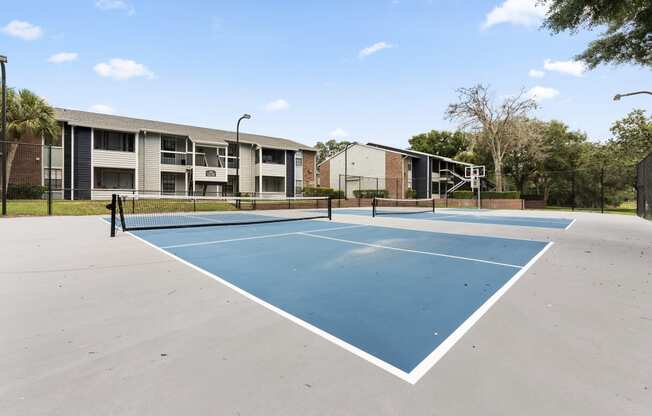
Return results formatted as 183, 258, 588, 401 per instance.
613, 91, 652, 101
1, 54, 7, 216
235, 113, 251, 196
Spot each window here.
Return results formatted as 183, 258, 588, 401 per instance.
94, 168, 134, 189
262, 176, 284, 192
94, 130, 135, 152
44, 168, 63, 190
161, 136, 183, 152
296, 157, 303, 167
161, 173, 176, 194
261, 149, 285, 165
407, 160, 412, 171
296, 179, 303, 193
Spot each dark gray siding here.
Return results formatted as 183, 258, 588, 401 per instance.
412, 156, 429, 198
63, 124, 71, 199
74, 127, 92, 199
286, 151, 295, 197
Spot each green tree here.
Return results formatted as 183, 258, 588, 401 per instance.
2, 88, 60, 182
542, 0, 652, 68
609, 109, 652, 163
408, 130, 470, 159
503, 118, 545, 194
315, 139, 351, 164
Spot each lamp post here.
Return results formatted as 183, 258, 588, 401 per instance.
1, 55, 7, 216
235, 113, 251, 196
613, 91, 652, 101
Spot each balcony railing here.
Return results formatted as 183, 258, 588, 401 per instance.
161, 152, 189, 165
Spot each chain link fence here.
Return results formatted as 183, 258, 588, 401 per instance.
501, 165, 637, 214
637, 152, 652, 220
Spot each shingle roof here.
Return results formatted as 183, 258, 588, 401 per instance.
54, 108, 315, 151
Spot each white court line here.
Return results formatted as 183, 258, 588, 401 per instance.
297, 232, 523, 269
125, 231, 413, 383
564, 218, 577, 230
161, 224, 368, 249
406, 241, 554, 383
122, 227, 553, 385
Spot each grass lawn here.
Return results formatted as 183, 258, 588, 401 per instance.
537, 205, 636, 216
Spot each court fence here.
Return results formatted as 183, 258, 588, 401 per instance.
637, 152, 652, 220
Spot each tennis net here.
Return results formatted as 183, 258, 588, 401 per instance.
109, 194, 331, 236
372, 197, 435, 217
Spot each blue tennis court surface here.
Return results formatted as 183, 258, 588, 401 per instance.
338, 208, 574, 229
130, 220, 551, 383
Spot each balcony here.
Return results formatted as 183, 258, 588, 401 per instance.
161, 152, 189, 166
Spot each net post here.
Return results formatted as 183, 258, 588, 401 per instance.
372, 196, 377, 217
109, 193, 117, 237
432, 197, 435, 214
328, 197, 332, 220
117, 195, 127, 231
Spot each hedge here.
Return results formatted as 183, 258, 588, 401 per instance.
449, 191, 521, 199
303, 186, 344, 199
7, 184, 47, 199
405, 188, 417, 199
521, 194, 545, 201
353, 189, 388, 199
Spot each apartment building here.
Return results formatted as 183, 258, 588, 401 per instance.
47, 108, 316, 199
318, 142, 472, 198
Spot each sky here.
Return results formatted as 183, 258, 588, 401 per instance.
1, 0, 651, 148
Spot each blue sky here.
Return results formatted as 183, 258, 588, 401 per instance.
2, 0, 651, 148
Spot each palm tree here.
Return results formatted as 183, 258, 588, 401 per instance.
2, 88, 60, 184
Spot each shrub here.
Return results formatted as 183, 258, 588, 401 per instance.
405, 188, 417, 199
7, 184, 47, 199
303, 186, 344, 199
353, 189, 388, 199
449, 191, 521, 199
521, 194, 544, 201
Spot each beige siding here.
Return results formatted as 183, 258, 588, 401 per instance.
93, 149, 138, 169
139, 133, 161, 192
238, 143, 256, 193
258, 163, 286, 177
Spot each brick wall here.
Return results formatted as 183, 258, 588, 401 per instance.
319, 160, 330, 188
385, 152, 403, 198
445, 198, 524, 210
7, 135, 42, 186
303, 150, 316, 186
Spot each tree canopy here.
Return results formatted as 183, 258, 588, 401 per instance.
314, 139, 351, 164
408, 130, 470, 159
541, 0, 652, 68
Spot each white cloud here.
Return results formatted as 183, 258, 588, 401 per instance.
89, 104, 115, 114
528, 69, 545, 78
93, 59, 155, 80
527, 86, 559, 101
48, 52, 78, 64
543, 59, 587, 77
1, 20, 43, 40
329, 128, 348, 139
264, 99, 289, 112
482, 0, 547, 29
95, 0, 135, 15
359, 41, 393, 58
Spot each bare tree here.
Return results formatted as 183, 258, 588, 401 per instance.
445, 84, 537, 191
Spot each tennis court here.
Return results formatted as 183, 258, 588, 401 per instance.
124, 211, 551, 383
333, 198, 575, 229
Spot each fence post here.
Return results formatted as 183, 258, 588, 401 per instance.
1, 141, 6, 216
571, 170, 576, 212
48, 145, 53, 215
600, 166, 605, 214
